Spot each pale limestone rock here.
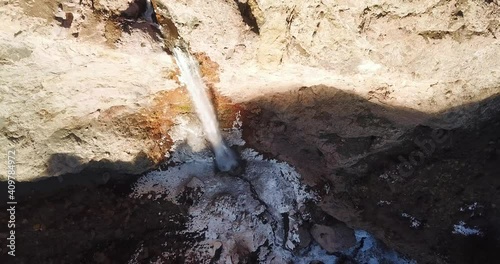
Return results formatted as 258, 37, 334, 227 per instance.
0, 0, 177, 180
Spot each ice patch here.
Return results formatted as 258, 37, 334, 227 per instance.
350, 230, 417, 264
452, 221, 483, 236
459, 202, 483, 217
401, 213, 422, 229
127, 243, 144, 264
377, 200, 392, 206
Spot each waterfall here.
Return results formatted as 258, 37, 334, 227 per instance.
171, 46, 239, 172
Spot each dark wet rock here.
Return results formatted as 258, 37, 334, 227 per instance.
311, 224, 356, 253
242, 86, 500, 263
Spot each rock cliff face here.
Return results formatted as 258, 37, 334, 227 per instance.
1, 0, 499, 263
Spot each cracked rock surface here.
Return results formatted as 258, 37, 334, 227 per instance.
1, 0, 499, 263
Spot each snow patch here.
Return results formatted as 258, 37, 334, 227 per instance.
452, 221, 483, 236
459, 202, 483, 217
350, 230, 417, 264
401, 213, 422, 229
377, 200, 392, 206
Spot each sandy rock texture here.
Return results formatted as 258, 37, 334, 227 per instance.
0, 0, 235, 181
1, 0, 177, 180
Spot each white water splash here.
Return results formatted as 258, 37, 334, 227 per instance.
172, 46, 239, 172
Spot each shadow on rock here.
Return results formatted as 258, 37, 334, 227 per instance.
240, 85, 500, 264
0, 151, 155, 203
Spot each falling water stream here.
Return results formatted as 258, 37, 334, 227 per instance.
171, 46, 239, 172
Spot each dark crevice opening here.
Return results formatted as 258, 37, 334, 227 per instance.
234, 0, 260, 34
281, 212, 289, 248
